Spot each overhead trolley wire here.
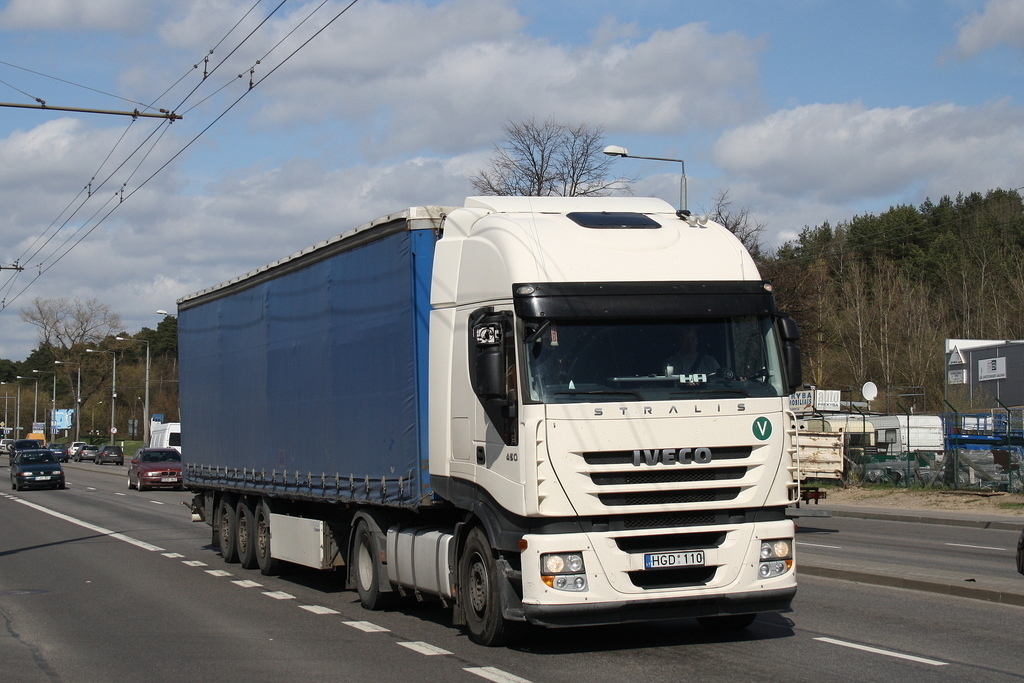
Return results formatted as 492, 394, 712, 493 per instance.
2, 0, 364, 312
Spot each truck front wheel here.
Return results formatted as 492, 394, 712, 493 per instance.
459, 527, 513, 646
353, 521, 391, 610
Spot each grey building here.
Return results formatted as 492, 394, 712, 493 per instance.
946, 339, 1024, 408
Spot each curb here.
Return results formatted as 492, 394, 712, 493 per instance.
797, 557, 1024, 608
821, 506, 1023, 531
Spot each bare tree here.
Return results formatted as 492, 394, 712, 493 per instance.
20, 297, 122, 351
470, 117, 630, 197
709, 188, 766, 258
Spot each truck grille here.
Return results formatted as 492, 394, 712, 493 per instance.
627, 566, 718, 589
580, 446, 751, 510
599, 487, 740, 506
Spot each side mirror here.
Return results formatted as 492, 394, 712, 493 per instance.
472, 321, 507, 399
777, 315, 803, 394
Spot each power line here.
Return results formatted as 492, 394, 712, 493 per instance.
1, 0, 364, 313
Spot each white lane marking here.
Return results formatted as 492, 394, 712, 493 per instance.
466, 667, 533, 683
149, 500, 165, 505
300, 605, 339, 615
162, 552, 184, 558
115, 493, 126, 497
344, 621, 390, 633
263, 591, 295, 600
796, 541, 842, 549
815, 637, 948, 666
11, 497, 164, 551
398, 641, 452, 656
944, 543, 1005, 551
206, 569, 233, 577
233, 580, 263, 588
183, 560, 208, 567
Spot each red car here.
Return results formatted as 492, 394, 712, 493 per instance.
128, 448, 183, 491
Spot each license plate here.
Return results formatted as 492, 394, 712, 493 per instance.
34, 475, 51, 481
160, 477, 178, 483
644, 550, 705, 569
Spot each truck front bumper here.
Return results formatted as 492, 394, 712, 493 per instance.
522, 585, 795, 628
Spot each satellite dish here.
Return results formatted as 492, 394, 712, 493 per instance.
861, 381, 878, 402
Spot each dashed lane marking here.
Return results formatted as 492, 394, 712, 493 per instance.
465, 667, 534, 683
300, 605, 339, 615
206, 569, 233, 577
263, 591, 296, 600
232, 580, 263, 588
344, 621, 390, 633
398, 641, 452, 656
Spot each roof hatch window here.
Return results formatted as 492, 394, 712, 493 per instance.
566, 212, 662, 229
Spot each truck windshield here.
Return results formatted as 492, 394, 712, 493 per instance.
522, 316, 787, 403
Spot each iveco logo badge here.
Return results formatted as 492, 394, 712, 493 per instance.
632, 448, 713, 466
752, 416, 772, 441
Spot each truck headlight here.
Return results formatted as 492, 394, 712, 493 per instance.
541, 552, 588, 592
758, 538, 793, 578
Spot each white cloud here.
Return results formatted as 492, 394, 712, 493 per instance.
713, 100, 1024, 206
954, 0, 1024, 58
0, 0, 152, 32
216, 3, 766, 156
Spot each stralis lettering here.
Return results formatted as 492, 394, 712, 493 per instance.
594, 403, 745, 416
633, 448, 713, 466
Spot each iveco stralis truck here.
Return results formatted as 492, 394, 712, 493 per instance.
179, 196, 803, 646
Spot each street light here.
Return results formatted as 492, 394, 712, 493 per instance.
16, 375, 40, 425
55, 360, 82, 442
156, 309, 176, 317
87, 348, 117, 446
3, 381, 22, 438
116, 336, 151, 445
33, 369, 56, 441
603, 145, 687, 212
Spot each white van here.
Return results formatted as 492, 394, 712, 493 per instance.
150, 422, 181, 456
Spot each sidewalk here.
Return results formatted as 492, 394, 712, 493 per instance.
794, 503, 1024, 607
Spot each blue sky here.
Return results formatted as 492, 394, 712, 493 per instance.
1, 0, 1023, 360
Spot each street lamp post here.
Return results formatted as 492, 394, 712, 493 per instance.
16, 375, 40, 426
55, 361, 82, 442
603, 145, 687, 212
87, 349, 117, 445
33, 370, 56, 441
116, 336, 151, 445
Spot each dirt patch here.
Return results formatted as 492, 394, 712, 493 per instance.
819, 486, 1024, 517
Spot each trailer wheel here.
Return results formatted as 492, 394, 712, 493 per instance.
459, 527, 512, 646
353, 520, 391, 610
218, 497, 240, 563
254, 501, 282, 576
697, 613, 757, 631
236, 500, 258, 569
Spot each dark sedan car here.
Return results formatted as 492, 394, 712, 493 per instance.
128, 448, 183, 491
11, 449, 66, 491
95, 444, 124, 466
49, 443, 70, 462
